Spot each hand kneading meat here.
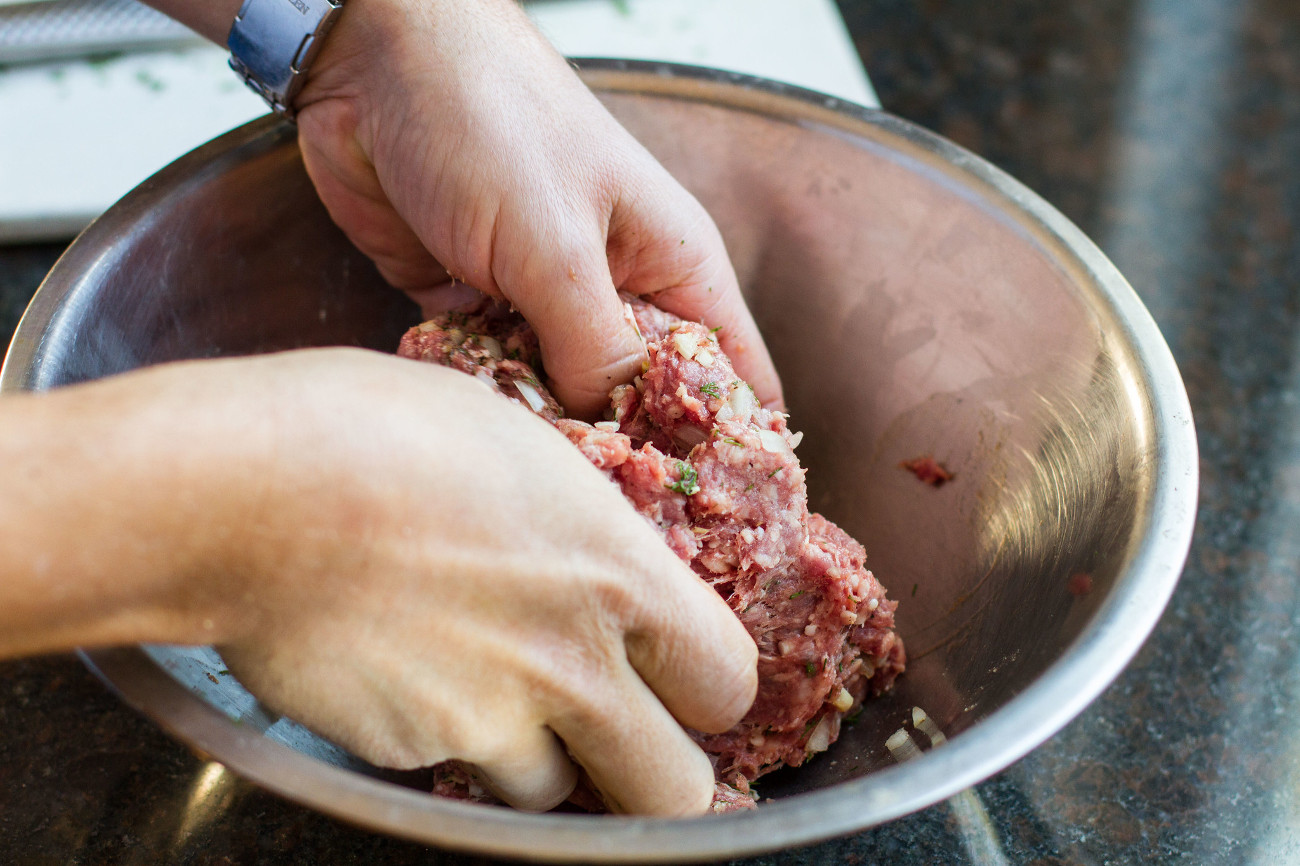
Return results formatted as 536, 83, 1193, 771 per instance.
397, 299, 905, 812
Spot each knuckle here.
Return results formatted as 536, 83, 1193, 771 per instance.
584, 567, 645, 625
522, 631, 628, 732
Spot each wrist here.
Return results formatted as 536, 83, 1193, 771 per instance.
228, 0, 348, 116
294, 0, 548, 115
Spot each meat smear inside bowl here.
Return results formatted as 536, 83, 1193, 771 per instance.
397, 299, 906, 812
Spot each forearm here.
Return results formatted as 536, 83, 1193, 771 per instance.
136, 0, 517, 52
0, 367, 266, 657
141, 0, 244, 44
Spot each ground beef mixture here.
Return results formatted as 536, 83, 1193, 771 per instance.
397, 298, 906, 812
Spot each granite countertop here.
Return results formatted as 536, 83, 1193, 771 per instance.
3, 0, 1299, 862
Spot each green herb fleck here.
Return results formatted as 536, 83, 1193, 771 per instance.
217, 669, 230, 676
789, 590, 806, 600
666, 461, 700, 495
912, 583, 919, 597
134, 69, 166, 92
86, 51, 125, 70
700, 381, 721, 398
744, 482, 756, 493
843, 706, 864, 726
768, 467, 783, 478
804, 661, 817, 677
724, 437, 746, 447
710, 325, 723, 334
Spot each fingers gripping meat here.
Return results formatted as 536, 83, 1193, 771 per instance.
397, 298, 905, 811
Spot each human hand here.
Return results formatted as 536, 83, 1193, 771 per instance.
291, 0, 784, 416
0, 349, 755, 815
189, 350, 758, 815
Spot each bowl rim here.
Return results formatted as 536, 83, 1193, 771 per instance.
3, 59, 1198, 863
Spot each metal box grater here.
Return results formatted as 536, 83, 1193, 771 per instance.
0, 0, 200, 65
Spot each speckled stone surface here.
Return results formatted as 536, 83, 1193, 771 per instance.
2, 0, 1299, 862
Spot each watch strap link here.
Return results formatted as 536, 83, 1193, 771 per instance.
228, 0, 344, 117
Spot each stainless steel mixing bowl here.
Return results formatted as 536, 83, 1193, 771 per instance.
0, 60, 1197, 862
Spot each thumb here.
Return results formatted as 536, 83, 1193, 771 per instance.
506, 247, 648, 420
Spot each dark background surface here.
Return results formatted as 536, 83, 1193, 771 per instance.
4, 0, 1300, 862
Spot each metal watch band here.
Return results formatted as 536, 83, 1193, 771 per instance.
228, 0, 345, 118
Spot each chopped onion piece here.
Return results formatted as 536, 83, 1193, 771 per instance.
695, 349, 715, 367
912, 706, 947, 746
514, 380, 547, 414
594, 421, 620, 432
478, 335, 503, 359
417, 320, 438, 333
672, 331, 701, 360
806, 716, 833, 753
789, 430, 804, 449
727, 384, 756, 420
672, 425, 709, 449
758, 429, 788, 453
622, 302, 646, 347
474, 371, 496, 389
885, 728, 921, 763
831, 687, 854, 713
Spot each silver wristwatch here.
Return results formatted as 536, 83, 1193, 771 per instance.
228, 0, 345, 118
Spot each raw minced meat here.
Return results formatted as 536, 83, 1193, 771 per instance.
396, 298, 905, 812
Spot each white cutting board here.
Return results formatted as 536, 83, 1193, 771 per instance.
0, 0, 876, 242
